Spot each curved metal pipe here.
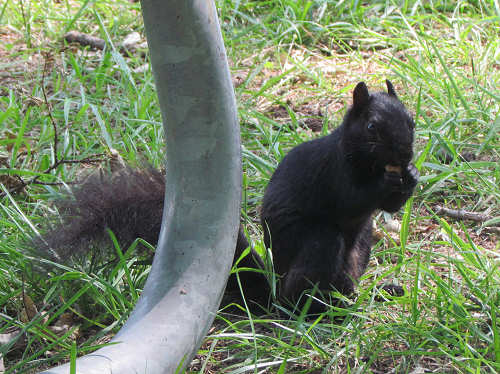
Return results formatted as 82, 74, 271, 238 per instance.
41, 0, 241, 372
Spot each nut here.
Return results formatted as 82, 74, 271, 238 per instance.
385, 165, 402, 174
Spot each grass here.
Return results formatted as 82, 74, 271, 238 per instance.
0, 0, 499, 373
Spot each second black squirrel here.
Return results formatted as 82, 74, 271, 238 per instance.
38, 81, 418, 311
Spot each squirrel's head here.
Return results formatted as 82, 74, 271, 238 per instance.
342, 80, 415, 174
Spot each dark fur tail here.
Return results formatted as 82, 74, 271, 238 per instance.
36, 166, 165, 261
36, 165, 270, 308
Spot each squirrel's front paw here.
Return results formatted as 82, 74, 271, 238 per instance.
383, 163, 418, 193
403, 163, 419, 188
383, 170, 403, 192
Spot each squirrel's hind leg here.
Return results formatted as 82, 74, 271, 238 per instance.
279, 224, 349, 311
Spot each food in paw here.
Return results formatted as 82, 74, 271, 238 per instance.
385, 165, 402, 174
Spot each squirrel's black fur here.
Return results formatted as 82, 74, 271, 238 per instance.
261, 80, 417, 306
38, 166, 166, 259
37, 81, 417, 311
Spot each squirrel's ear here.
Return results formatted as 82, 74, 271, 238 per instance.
353, 82, 369, 109
386, 80, 397, 97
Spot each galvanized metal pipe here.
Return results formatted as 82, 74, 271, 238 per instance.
41, 0, 240, 372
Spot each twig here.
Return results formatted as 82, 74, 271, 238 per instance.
26, 155, 105, 187
57, 156, 106, 165
64, 31, 106, 50
18, 0, 31, 48
0, 155, 106, 197
63, 31, 147, 57
483, 227, 500, 236
41, 52, 59, 165
32, 181, 73, 186
0, 55, 107, 198
435, 205, 497, 225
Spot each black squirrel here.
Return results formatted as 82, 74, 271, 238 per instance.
37, 80, 418, 311
260, 80, 417, 306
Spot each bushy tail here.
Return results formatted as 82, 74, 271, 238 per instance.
36, 165, 270, 309
37, 166, 165, 261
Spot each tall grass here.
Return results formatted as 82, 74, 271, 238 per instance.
0, 0, 498, 372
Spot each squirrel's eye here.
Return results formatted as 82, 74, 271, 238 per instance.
367, 122, 375, 131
